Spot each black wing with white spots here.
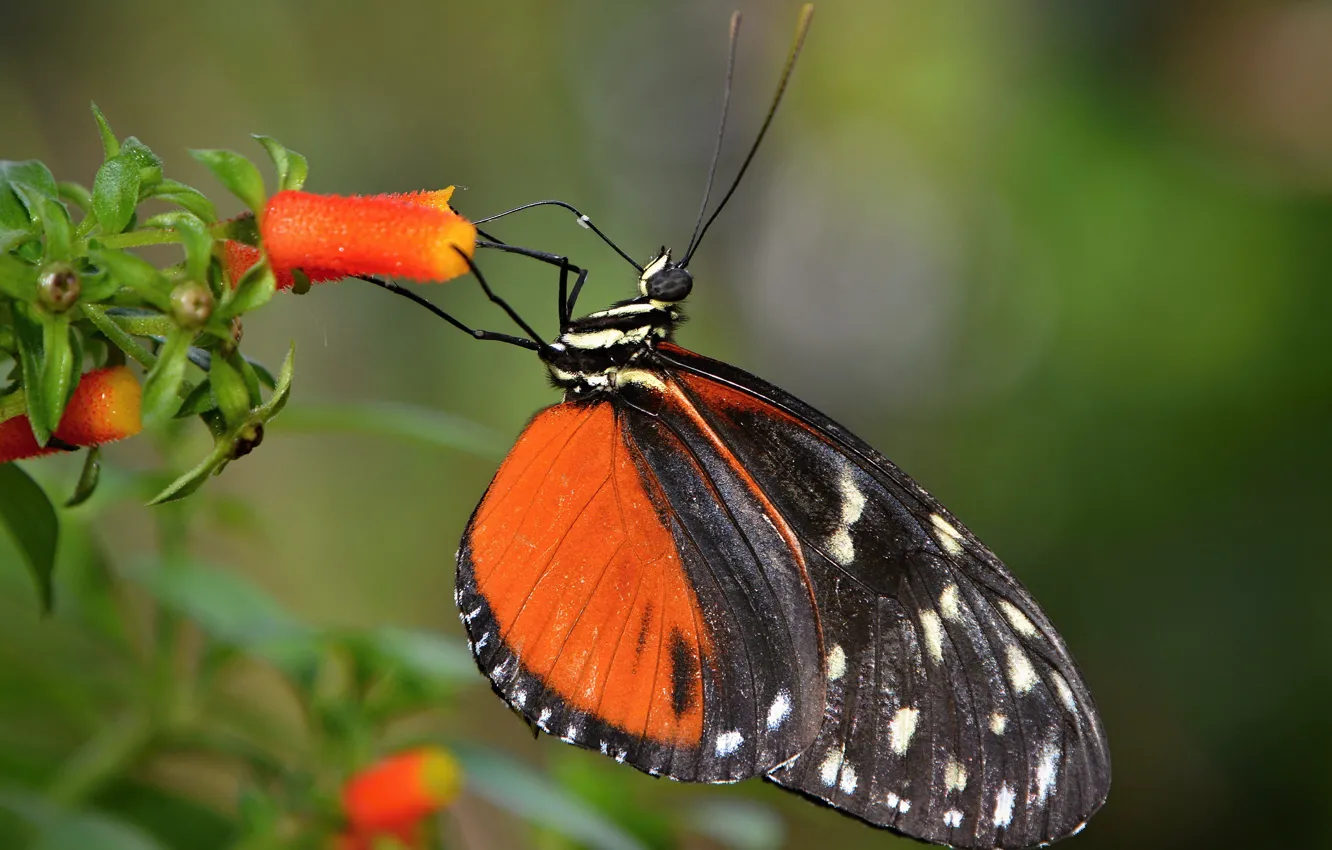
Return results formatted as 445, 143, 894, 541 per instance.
656, 344, 1110, 849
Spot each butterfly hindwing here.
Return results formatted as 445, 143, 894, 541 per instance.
457, 397, 825, 782
656, 343, 1111, 848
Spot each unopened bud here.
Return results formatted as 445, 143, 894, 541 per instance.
38, 264, 81, 312
171, 280, 214, 328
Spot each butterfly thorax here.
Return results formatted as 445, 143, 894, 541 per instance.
541, 250, 692, 398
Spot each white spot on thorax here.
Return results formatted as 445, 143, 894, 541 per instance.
944, 759, 968, 792
839, 763, 858, 795
998, 599, 1039, 638
562, 327, 625, 349
990, 712, 1007, 735
827, 644, 847, 681
994, 784, 1016, 827
767, 691, 792, 730
943, 809, 964, 828
827, 470, 867, 566
715, 730, 744, 757
1006, 645, 1038, 695
920, 609, 944, 664
930, 513, 964, 556
614, 368, 665, 391
889, 706, 920, 755
590, 301, 656, 317
819, 747, 844, 786
939, 584, 961, 621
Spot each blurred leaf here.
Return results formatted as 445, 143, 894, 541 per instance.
141, 327, 193, 429
272, 401, 505, 458
128, 558, 305, 648
89, 103, 120, 160
684, 800, 785, 850
451, 743, 648, 850
143, 179, 218, 223
65, 447, 101, 508
142, 439, 230, 505
0, 160, 58, 231
92, 155, 141, 235
0, 464, 58, 612
0, 787, 167, 850
358, 628, 475, 686
190, 149, 265, 214
0, 252, 37, 301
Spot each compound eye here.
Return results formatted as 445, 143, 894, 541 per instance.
646, 267, 693, 302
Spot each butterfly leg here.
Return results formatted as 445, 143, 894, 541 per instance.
354, 274, 541, 351
476, 239, 589, 326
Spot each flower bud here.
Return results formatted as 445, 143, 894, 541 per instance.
38, 264, 81, 312
171, 280, 214, 328
0, 366, 142, 462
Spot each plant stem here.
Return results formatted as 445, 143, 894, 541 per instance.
80, 303, 157, 368
46, 710, 154, 805
93, 228, 181, 249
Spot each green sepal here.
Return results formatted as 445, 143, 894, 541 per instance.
92, 154, 141, 235
252, 135, 309, 192
209, 349, 251, 427
90, 248, 173, 312
142, 179, 218, 223
141, 326, 194, 429
89, 102, 120, 160
65, 446, 102, 508
218, 256, 276, 320
0, 464, 59, 613
190, 149, 266, 214
217, 212, 259, 246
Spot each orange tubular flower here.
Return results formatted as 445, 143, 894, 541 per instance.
338, 747, 462, 850
0, 367, 143, 463
258, 187, 476, 285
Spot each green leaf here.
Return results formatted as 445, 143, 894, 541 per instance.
252, 135, 308, 191
37, 194, 74, 262
0, 787, 168, 850
65, 446, 102, 508
190, 149, 266, 214
89, 102, 120, 160
254, 343, 294, 422
57, 181, 93, 213
142, 179, 218, 223
451, 744, 648, 850
156, 211, 211, 282
91, 248, 173, 311
0, 464, 59, 612
40, 313, 78, 435
684, 800, 785, 850
176, 377, 216, 417
11, 302, 55, 444
218, 256, 275, 319
144, 437, 231, 504
272, 401, 505, 458
92, 155, 141, 235
128, 557, 306, 648
0, 252, 38, 301
358, 628, 475, 687
0, 159, 58, 231
77, 268, 120, 303
120, 137, 163, 188
209, 350, 250, 427
141, 327, 193, 428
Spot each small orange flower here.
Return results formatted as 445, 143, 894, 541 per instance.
256, 187, 476, 286
338, 747, 462, 850
0, 366, 143, 463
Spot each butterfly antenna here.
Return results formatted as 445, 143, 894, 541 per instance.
682, 11, 742, 263
681, 3, 814, 267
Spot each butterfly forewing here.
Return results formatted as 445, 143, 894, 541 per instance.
656, 343, 1110, 848
457, 397, 825, 782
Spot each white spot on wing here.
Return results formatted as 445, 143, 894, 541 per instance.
944, 759, 968, 792
920, 609, 944, 664
537, 708, 552, 729
827, 470, 867, 566
939, 584, 961, 621
994, 784, 1016, 827
475, 632, 490, 650
839, 763, 859, 795
767, 691, 792, 730
885, 792, 900, 808
898, 799, 912, 813
943, 809, 964, 828
1006, 645, 1038, 695
827, 645, 847, 681
889, 706, 920, 755
464, 605, 482, 623
565, 724, 579, 741
1035, 742, 1061, 805
1051, 670, 1077, 712
990, 712, 1007, 735
513, 689, 527, 707
819, 747, 844, 786
998, 599, 1039, 638
715, 730, 744, 757
930, 513, 964, 556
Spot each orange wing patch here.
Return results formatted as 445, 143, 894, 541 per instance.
467, 402, 712, 747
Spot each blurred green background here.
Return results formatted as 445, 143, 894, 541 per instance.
4, 0, 1332, 847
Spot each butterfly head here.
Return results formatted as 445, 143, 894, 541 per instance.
640, 248, 693, 304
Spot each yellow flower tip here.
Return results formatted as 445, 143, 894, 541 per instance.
57, 366, 143, 445
342, 747, 463, 833
394, 187, 457, 213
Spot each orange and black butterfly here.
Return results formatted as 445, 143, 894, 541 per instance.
373, 6, 1110, 848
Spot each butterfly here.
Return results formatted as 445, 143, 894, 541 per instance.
367, 5, 1111, 847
